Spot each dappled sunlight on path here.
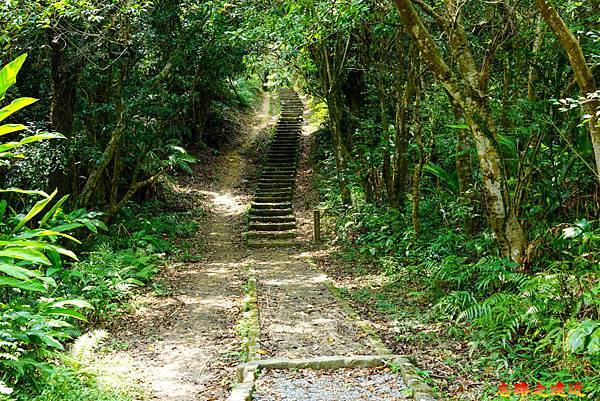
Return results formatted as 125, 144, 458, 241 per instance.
104, 92, 378, 401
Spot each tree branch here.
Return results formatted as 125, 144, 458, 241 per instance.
411, 0, 447, 27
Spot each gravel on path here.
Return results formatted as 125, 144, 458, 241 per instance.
253, 367, 411, 401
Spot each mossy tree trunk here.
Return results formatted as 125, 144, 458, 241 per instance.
534, 0, 600, 184
393, 0, 527, 261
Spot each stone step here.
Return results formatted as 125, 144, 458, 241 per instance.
274, 133, 300, 137
259, 178, 295, 184
249, 208, 294, 217
271, 142, 299, 145
256, 188, 293, 196
260, 171, 295, 176
264, 166, 296, 172
267, 152, 297, 158
251, 202, 292, 210
269, 146, 298, 150
267, 152, 297, 157
258, 183, 294, 190
267, 156, 296, 161
274, 133, 300, 138
275, 127, 298, 132
246, 230, 297, 239
254, 196, 293, 203
266, 159, 297, 165
244, 88, 302, 249
261, 169, 296, 174
262, 167, 296, 171
260, 171, 296, 180
266, 157, 297, 162
248, 222, 296, 231
262, 166, 296, 171
260, 172, 296, 182
264, 168, 296, 174
250, 215, 296, 223
270, 145, 298, 149
271, 141, 298, 145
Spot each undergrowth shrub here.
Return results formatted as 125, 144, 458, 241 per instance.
316, 148, 599, 398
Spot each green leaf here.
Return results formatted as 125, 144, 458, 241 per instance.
0, 132, 65, 153
0, 199, 6, 222
588, 329, 600, 354
0, 97, 38, 123
0, 53, 27, 100
0, 262, 41, 279
0, 276, 46, 292
48, 222, 85, 233
50, 299, 94, 309
36, 333, 63, 349
568, 320, 600, 353
446, 124, 469, 130
13, 189, 57, 232
0, 188, 50, 197
17, 229, 81, 243
43, 307, 87, 321
0, 124, 26, 137
40, 194, 69, 226
423, 162, 459, 194
0, 240, 78, 261
0, 247, 51, 265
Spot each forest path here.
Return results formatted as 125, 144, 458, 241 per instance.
108, 92, 373, 401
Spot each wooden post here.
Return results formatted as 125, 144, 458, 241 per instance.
313, 209, 321, 242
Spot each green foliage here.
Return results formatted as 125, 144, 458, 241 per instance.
58, 247, 158, 322
0, 54, 102, 397
320, 162, 599, 397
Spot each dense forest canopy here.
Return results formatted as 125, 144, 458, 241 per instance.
0, 0, 598, 400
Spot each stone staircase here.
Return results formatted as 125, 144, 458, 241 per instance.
246, 89, 303, 248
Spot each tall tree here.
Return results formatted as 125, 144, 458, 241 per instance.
391, 0, 526, 261
533, 0, 600, 183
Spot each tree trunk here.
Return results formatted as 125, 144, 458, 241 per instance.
48, 30, 80, 137
378, 76, 392, 203
326, 89, 352, 205
311, 40, 353, 205
391, 38, 413, 208
411, 77, 424, 235
78, 115, 127, 207
448, 96, 475, 235
527, 18, 545, 102
534, 0, 600, 183
392, 0, 527, 261
47, 29, 82, 196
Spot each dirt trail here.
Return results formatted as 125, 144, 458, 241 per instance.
108, 92, 373, 401
252, 250, 372, 359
